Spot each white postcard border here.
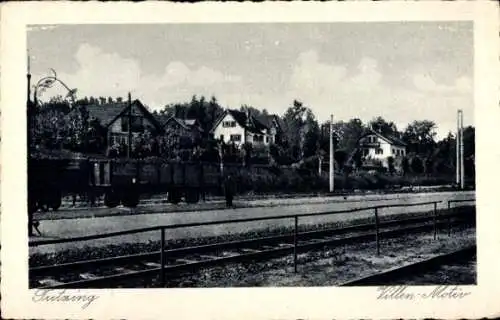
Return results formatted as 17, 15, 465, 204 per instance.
1, 2, 499, 319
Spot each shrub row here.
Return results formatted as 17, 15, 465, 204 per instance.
218, 167, 465, 195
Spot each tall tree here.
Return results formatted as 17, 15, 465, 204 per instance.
282, 100, 307, 160
303, 110, 320, 158
403, 120, 437, 155
369, 116, 398, 137
336, 118, 366, 154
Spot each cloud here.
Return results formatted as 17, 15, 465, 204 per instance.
283, 50, 473, 138
34, 44, 242, 108
290, 50, 347, 93
33, 44, 472, 139
412, 73, 472, 94
350, 57, 382, 88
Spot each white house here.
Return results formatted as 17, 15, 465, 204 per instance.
357, 129, 407, 165
210, 109, 280, 147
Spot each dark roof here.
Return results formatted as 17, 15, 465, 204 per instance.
86, 103, 127, 126
211, 109, 282, 135
153, 112, 172, 126
227, 109, 269, 134
164, 117, 204, 132
362, 129, 407, 147
226, 109, 247, 128
85, 100, 163, 132
254, 113, 283, 131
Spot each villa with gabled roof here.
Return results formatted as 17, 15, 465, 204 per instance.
210, 109, 281, 147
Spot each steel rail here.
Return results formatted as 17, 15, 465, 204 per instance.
339, 245, 476, 286
30, 213, 465, 275
32, 216, 471, 289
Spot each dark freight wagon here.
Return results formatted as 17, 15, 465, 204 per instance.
28, 156, 223, 214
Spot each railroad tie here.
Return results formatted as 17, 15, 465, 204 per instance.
38, 278, 64, 287
79, 272, 98, 280
175, 258, 198, 264
199, 254, 219, 260
261, 245, 276, 250
143, 262, 161, 268
113, 267, 134, 273
240, 248, 260, 253
277, 243, 292, 248
220, 251, 239, 257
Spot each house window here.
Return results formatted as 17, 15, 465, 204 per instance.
131, 116, 143, 132
266, 136, 269, 143
222, 121, 236, 128
121, 117, 129, 132
392, 148, 395, 154
376, 148, 383, 155
230, 134, 241, 142
220, 134, 224, 141
254, 135, 264, 142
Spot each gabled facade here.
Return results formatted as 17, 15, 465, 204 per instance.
210, 109, 280, 147
357, 129, 407, 162
86, 99, 163, 148
163, 117, 203, 145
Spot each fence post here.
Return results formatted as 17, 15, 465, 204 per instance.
447, 201, 452, 237
374, 207, 380, 256
433, 202, 438, 240
160, 227, 166, 287
294, 216, 298, 273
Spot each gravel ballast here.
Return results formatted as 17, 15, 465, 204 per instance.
161, 227, 476, 288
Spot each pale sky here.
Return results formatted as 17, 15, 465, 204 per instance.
28, 22, 473, 138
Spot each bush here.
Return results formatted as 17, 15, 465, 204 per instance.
410, 156, 424, 174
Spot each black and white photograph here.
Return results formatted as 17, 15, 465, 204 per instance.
26, 21, 476, 289
1, 2, 499, 319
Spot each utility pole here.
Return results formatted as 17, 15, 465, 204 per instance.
456, 109, 461, 186
459, 110, 465, 189
318, 155, 322, 176
27, 51, 31, 105
127, 92, 132, 159
27, 52, 32, 149
455, 109, 464, 188
27, 51, 34, 236
329, 114, 334, 193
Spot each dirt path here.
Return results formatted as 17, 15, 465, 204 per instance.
29, 191, 474, 254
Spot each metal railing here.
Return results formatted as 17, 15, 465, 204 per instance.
30, 199, 475, 286
447, 198, 476, 236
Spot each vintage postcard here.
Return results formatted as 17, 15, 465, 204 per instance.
1, 1, 499, 319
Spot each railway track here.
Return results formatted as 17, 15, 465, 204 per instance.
340, 245, 476, 286
30, 212, 473, 289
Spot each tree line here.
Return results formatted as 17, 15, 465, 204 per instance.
30, 94, 475, 178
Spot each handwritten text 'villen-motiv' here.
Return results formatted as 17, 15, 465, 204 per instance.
377, 285, 472, 300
